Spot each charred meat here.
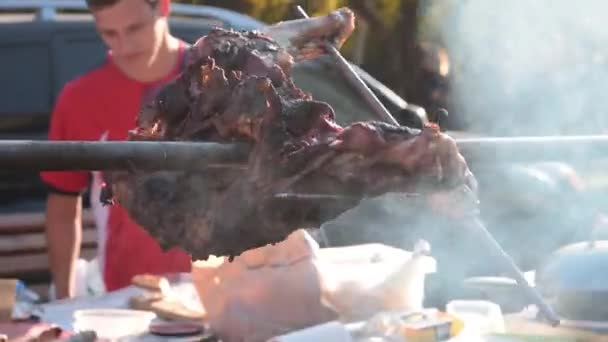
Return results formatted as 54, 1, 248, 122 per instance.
102, 8, 476, 260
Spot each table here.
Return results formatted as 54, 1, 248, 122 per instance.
32, 276, 206, 341
501, 314, 608, 341
11, 277, 608, 342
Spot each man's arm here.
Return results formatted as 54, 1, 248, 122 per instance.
45, 192, 83, 300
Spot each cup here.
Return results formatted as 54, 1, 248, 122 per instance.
446, 300, 505, 334
0, 279, 17, 322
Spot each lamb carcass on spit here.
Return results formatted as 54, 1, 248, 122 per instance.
101, 8, 478, 261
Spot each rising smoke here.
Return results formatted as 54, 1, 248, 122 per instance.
436, 0, 608, 136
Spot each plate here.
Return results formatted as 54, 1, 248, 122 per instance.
149, 322, 204, 337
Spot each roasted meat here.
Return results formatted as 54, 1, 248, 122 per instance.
102, 8, 477, 261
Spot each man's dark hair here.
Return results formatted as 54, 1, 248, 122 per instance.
86, 0, 159, 11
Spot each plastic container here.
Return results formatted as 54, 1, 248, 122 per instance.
73, 308, 156, 339
446, 300, 505, 335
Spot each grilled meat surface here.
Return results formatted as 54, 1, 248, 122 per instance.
102, 9, 477, 260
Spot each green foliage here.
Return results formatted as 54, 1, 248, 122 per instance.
373, 0, 403, 29
290, 0, 344, 17
179, 0, 283, 23
176, 0, 423, 26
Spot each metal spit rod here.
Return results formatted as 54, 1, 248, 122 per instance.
293, 5, 400, 126
456, 134, 608, 163
0, 135, 606, 171
0, 140, 249, 171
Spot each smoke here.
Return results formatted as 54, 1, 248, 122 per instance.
437, 0, 608, 136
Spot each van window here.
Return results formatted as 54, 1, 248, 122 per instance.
51, 32, 107, 99
292, 62, 377, 125
0, 44, 51, 114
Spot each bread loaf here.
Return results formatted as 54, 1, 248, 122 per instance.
129, 293, 205, 321
131, 274, 171, 294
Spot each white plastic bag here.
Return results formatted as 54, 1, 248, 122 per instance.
191, 230, 436, 342
49, 257, 106, 301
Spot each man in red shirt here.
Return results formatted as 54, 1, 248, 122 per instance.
41, 0, 191, 299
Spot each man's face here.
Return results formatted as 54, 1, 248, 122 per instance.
92, 0, 165, 69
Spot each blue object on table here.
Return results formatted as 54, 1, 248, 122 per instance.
15, 280, 40, 303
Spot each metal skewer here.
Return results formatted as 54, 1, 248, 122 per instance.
275, 192, 563, 325
466, 216, 561, 326
291, 8, 562, 322
293, 5, 399, 126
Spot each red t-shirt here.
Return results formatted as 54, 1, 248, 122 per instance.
40, 43, 191, 291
